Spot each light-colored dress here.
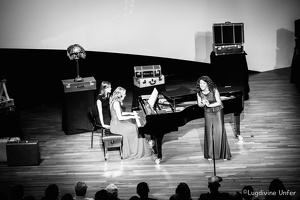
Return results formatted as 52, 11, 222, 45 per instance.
110, 100, 151, 159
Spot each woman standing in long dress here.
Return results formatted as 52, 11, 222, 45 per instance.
110, 86, 151, 159
196, 76, 231, 160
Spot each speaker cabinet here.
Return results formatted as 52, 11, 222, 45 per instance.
6, 141, 41, 166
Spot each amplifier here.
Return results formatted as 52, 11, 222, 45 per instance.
62, 77, 96, 93
0, 137, 21, 162
134, 65, 162, 78
6, 140, 41, 166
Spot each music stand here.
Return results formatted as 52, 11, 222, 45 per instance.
212, 130, 216, 176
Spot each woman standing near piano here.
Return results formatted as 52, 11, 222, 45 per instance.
197, 76, 231, 160
110, 86, 152, 159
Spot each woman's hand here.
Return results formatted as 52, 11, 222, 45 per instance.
132, 112, 140, 119
202, 99, 210, 107
103, 124, 110, 129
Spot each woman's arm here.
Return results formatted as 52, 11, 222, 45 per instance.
197, 93, 205, 107
206, 89, 222, 107
97, 99, 110, 128
122, 111, 135, 115
113, 101, 138, 121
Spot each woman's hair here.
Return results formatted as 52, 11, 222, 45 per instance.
110, 86, 126, 105
196, 76, 217, 92
99, 81, 111, 95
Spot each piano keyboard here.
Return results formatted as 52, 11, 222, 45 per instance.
133, 111, 142, 127
133, 110, 147, 127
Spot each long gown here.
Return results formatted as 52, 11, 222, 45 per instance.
96, 94, 111, 125
110, 100, 152, 159
199, 89, 231, 160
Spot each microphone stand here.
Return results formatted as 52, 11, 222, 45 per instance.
212, 129, 216, 176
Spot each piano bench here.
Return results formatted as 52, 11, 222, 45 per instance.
102, 133, 123, 161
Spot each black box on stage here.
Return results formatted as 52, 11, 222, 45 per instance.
0, 106, 24, 138
6, 140, 41, 166
213, 22, 244, 56
61, 77, 96, 135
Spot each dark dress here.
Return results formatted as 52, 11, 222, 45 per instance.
96, 94, 111, 125
199, 89, 231, 160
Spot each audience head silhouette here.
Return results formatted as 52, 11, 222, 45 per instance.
208, 176, 222, 191
129, 196, 140, 200
10, 184, 24, 200
137, 182, 150, 198
95, 189, 108, 200
266, 178, 292, 200
169, 194, 183, 200
242, 185, 254, 200
232, 191, 242, 200
45, 184, 59, 200
268, 178, 287, 192
61, 193, 73, 200
75, 181, 88, 197
175, 182, 191, 200
106, 183, 119, 200
199, 176, 232, 200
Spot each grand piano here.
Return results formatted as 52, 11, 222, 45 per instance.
133, 85, 244, 164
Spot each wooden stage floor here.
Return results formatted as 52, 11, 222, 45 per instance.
1, 67, 300, 200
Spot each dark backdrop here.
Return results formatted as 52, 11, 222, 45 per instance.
1, 48, 212, 109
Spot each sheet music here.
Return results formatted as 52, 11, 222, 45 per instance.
147, 88, 158, 109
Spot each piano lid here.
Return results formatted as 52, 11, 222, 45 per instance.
162, 85, 244, 106
162, 86, 244, 99
162, 86, 195, 99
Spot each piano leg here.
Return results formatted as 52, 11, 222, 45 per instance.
234, 113, 243, 141
153, 134, 164, 164
155, 135, 163, 159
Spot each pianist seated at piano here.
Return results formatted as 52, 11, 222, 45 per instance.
110, 86, 152, 159
96, 81, 112, 129
196, 76, 231, 161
